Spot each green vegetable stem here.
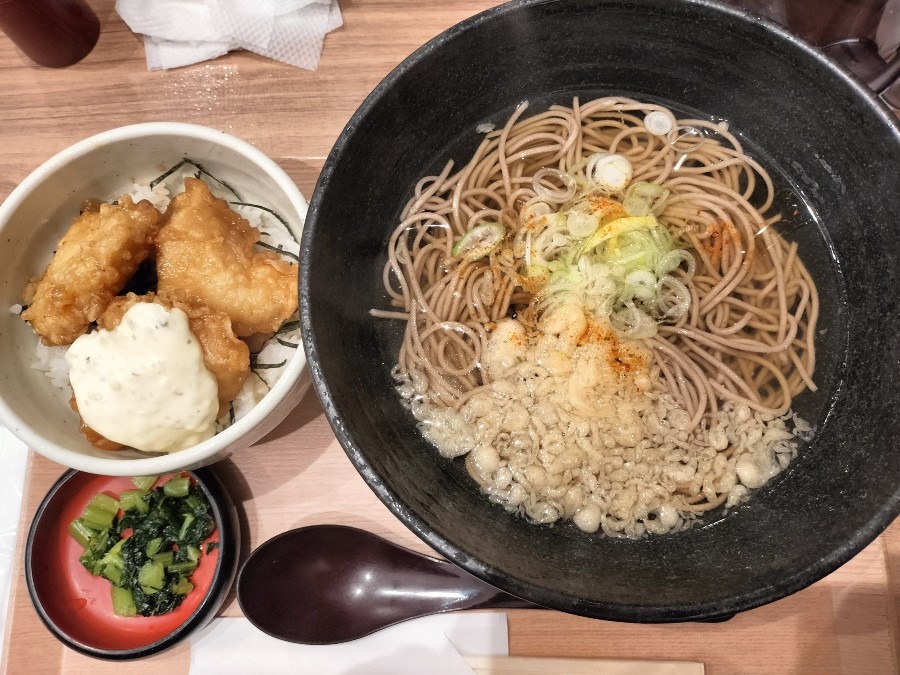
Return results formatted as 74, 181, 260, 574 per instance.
68, 474, 217, 617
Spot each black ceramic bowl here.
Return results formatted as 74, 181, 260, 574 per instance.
301, 0, 900, 621
25, 468, 239, 659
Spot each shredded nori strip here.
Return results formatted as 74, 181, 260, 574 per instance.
149, 159, 191, 189
230, 202, 297, 243
249, 371, 271, 393
149, 158, 243, 201
255, 240, 300, 262
253, 359, 287, 370
276, 337, 299, 348
277, 320, 300, 334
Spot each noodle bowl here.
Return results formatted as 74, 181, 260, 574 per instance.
372, 97, 818, 537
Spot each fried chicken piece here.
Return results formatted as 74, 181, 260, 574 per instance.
155, 178, 298, 337
22, 197, 162, 346
98, 292, 250, 418
68, 396, 123, 451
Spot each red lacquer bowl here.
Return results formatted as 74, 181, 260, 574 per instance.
25, 468, 238, 659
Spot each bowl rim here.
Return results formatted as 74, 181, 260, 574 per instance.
0, 122, 308, 475
300, 0, 900, 622
24, 467, 240, 659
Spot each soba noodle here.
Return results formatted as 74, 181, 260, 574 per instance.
372, 97, 818, 538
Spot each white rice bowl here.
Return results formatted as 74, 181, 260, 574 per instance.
0, 123, 311, 475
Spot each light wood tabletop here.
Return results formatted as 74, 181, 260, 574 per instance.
1, 1, 899, 673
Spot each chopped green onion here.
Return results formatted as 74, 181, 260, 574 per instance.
579, 215, 658, 258
566, 210, 599, 238
656, 249, 695, 277
623, 181, 670, 217
452, 222, 505, 260
585, 152, 633, 191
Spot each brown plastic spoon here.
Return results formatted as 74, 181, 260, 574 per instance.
236, 524, 538, 644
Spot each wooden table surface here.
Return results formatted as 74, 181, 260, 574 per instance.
1, 2, 899, 673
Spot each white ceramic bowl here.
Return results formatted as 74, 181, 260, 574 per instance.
0, 123, 310, 475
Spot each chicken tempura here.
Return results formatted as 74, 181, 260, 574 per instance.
99, 292, 250, 419
155, 178, 298, 337
22, 197, 162, 346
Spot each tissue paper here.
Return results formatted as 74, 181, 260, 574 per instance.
116, 0, 342, 71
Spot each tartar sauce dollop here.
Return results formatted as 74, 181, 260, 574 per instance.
66, 303, 219, 453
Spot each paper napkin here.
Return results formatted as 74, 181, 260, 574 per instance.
0, 428, 29, 660
116, 0, 343, 71
189, 613, 509, 675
